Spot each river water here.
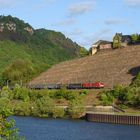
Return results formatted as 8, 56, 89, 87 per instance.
13, 116, 140, 140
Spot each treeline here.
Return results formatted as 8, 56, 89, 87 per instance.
0, 86, 88, 119
0, 59, 35, 86
98, 72, 140, 108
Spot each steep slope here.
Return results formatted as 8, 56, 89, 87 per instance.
0, 15, 81, 83
29, 46, 140, 88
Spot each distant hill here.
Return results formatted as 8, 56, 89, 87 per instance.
29, 46, 140, 88
0, 15, 82, 84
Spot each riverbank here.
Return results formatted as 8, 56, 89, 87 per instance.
86, 112, 140, 125
0, 85, 140, 120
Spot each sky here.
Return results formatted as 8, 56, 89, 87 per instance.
0, 0, 140, 49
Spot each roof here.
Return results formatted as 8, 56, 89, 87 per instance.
121, 35, 131, 42
93, 40, 112, 47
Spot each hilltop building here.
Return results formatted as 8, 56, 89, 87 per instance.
91, 40, 112, 55
113, 33, 131, 48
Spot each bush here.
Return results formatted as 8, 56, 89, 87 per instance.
99, 84, 140, 107
0, 98, 11, 110
79, 90, 88, 96
52, 107, 65, 118
0, 86, 13, 99
49, 89, 78, 101
30, 102, 40, 117
13, 85, 30, 102
14, 101, 31, 116
68, 98, 85, 119
132, 72, 140, 87
99, 92, 114, 106
35, 96, 55, 117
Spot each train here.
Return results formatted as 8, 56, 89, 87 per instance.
28, 82, 105, 90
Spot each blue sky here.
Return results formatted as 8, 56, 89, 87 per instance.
0, 0, 140, 49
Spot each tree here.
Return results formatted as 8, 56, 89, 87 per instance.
79, 47, 88, 57
35, 96, 55, 117
113, 33, 122, 49
132, 72, 140, 87
2, 59, 35, 84
68, 98, 85, 119
0, 108, 24, 140
131, 34, 139, 43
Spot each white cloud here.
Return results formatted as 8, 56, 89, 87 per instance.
125, 0, 140, 7
68, 1, 96, 16
105, 18, 127, 25
52, 19, 76, 26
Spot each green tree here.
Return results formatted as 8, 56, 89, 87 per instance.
0, 108, 24, 140
13, 84, 30, 102
113, 33, 122, 49
14, 101, 31, 116
68, 98, 85, 119
2, 59, 34, 84
35, 96, 55, 117
132, 72, 140, 87
131, 34, 139, 42
0, 86, 12, 99
79, 47, 88, 57
52, 107, 65, 118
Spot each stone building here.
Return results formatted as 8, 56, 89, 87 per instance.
91, 40, 112, 55
113, 33, 132, 48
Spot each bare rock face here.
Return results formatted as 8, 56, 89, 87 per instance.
24, 27, 34, 35
0, 22, 16, 32
0, 21, 34, 35
0, 23, 4, 32
6, 22, 16, 32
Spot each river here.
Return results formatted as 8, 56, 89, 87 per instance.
13, 116, 140, 140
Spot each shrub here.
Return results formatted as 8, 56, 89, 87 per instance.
132, 72, 140, 87
79, 90, 88, 96
0, 86, 13, 99
52, 107, 65, 118
99, 83, 140, 107
35, 96, 55, 117
49, 89, 78, 101
13, 85, 30, 102
68, 98, 85, 119
99, 92, 114, 106
30, 102, 40, 117
0, 98, 11, 110
14, 101, 31, 116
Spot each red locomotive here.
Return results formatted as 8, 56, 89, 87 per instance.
82, 82, 104, 89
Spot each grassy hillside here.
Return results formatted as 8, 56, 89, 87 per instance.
30, 46, 140, 88
0, 15, 82, 84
